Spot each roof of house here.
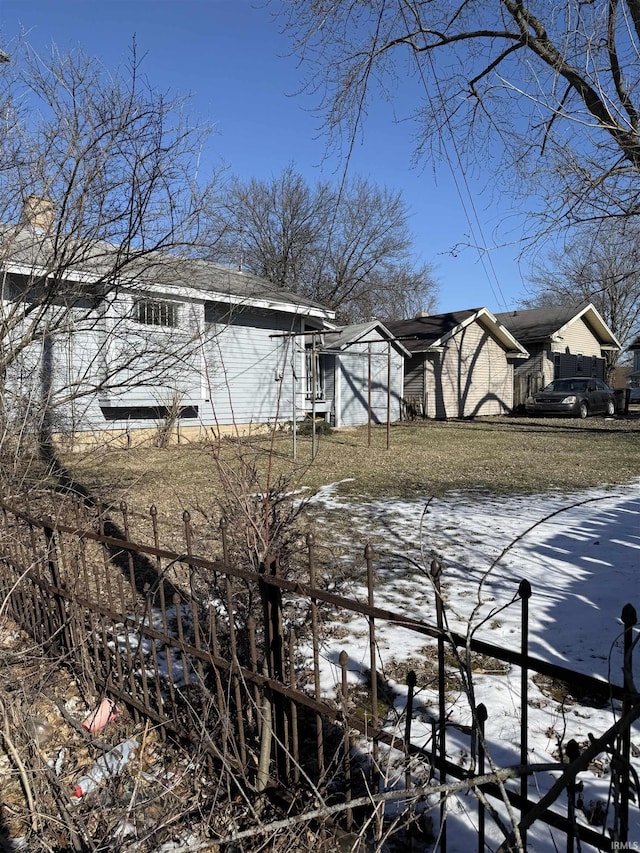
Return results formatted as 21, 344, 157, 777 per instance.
323, 320, 411, 356
0, 224, 335, 320
151, 255, 332, 316
385, 308, 528, 356
385, 310, 477, 353
495, 304, 620, 350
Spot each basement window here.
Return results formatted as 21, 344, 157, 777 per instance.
133, 299, 179, 328
100, 405, 198, 421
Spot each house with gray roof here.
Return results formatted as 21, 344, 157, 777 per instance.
319, 321, 410, 427
1, 223, 343, 444
495, 304, 620, 409
385, 308, 528, 419
3, 218, 430, 443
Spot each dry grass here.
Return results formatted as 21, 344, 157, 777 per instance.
59, 413, 640, 520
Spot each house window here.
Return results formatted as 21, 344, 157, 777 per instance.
100, 405, 198, 421
133, 299, 179, 327
305, 347, 324, 400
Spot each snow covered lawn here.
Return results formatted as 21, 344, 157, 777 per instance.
307, 479, 640, 850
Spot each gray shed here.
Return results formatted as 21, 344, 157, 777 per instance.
320, 321, 410, 427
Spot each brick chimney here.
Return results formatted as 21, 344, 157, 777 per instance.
22, 195, 55, 231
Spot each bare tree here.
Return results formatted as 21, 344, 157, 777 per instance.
527, 219, 640, 373
208, 166, 437, 322
279, 0, 640, 234
0, 43, 220, 460
211, 165, 330, 289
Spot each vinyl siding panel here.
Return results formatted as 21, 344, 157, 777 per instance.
323, 354, 336, 424
513, 344, 547, 379
51, 298, 302, 432
512, 344, 551, 408
201, 306, 301, 427
5, 300, 110, 436
335, 337, 404, 427
424, 321, 513, 418
551, 317, 602, 357
1, 263, 333, 438
404, 356, 425, 400
83, 293, 206, 433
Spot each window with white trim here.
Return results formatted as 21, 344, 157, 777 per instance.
133, 299, 179, 327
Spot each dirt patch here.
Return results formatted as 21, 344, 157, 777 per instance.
532, 673, 611, 709
388, 646, 510, 706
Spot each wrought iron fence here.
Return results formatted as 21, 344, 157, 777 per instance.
0, 492, 637, 851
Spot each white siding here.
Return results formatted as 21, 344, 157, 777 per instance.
551, 317, 602, 357
424, 321, 513, 418
335, 336, 404, 427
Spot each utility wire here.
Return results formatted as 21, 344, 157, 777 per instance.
398, 4, 510, 312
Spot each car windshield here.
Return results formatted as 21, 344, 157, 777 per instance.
544, 379, 588, 393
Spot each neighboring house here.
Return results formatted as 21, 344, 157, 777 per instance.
385, 308, 528, 419
320, 321, 410, 427
495, 304, 621, 409
626, 337, 640, 387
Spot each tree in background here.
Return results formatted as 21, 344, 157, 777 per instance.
280, 0, 640, 243
208, 165, 437, 322
0, 43, 219, 461
527, 220, 640, 373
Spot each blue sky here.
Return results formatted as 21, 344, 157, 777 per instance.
0, 0, 533, 313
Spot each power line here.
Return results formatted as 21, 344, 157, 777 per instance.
398, 5, 510, 312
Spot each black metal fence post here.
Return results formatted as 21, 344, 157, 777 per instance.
365, 543, 379, 789
565, 738, 580, 853
431, 557, 447, 853
476, 703, 487, 853
618, 602, 637, 843
519, 579, 532, 848
405, 669, 416, 794
43, 525, 71, 656
339, 649, 352, 831
307, 532, 325, 776
260, 553, 287, 781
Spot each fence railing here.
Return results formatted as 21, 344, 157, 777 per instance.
0, 492, 637, 851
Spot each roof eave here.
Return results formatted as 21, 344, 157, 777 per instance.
557, 303, 621, 350
432, 307, 529, 356
3, 260, 336, 320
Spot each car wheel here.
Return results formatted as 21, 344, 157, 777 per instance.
579, 401, 589, 419
606, 399, 615, 417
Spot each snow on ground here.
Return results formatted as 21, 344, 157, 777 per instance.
306, 480, 640, 851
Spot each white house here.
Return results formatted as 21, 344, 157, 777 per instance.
1, 225, 414, 444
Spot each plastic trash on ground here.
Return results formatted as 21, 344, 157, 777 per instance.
82, 697, 118, 733
72, 738, 139, 798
